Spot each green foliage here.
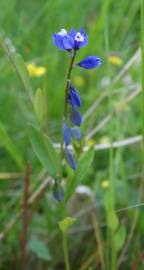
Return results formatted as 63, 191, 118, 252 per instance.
29, 124, 61, 178
65, 147, 94, 200
28, 239, 51, 261
34, 88, 46, 124
58, 217, 77, 234
113, 225, 126, 252
0, 0, 142, 269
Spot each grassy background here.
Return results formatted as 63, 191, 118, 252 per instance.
0, 0, 143, 269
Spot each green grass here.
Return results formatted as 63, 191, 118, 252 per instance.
0, 0, 143, 269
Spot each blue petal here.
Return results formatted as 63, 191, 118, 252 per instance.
70, 109, 82, 126
77, 56, 101, 69
52, 34, 65, 50
79, 27, 86, 35
71, 127, 81, 140
63, 123, 71, 146
63, 35, 74, 50
78, 35, 88, 48
69, 28, 76, 39
68, 85, 81, 108
73, 29, 88, 50
65, 148, 77, 170
53, 183, 64, 202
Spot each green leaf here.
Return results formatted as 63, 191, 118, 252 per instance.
0, 33, 33, 102
28, 239, 51, 261
29, 124, 61, 178
65, 147, 94, 200
0, 121, 24, 169
34, 88, 45, 124
113, 225, 126, 252
58, 217, 77, 234
107, 211, 119, 231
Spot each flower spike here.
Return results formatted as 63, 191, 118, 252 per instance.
52, 27, 101, 174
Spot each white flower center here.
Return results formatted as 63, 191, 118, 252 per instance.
58, 28, 67, 36
75, 32, 84, 42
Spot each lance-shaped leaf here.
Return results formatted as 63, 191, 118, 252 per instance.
34, 88, 46, 124
77, 56, 101, 69
65, 147, 95, 200
29, 124, 61, 178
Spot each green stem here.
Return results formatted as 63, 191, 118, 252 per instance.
63, 232, 71, 270
141, 0, 144, 140
64, 50, 77, 120
60, 51, 77, 164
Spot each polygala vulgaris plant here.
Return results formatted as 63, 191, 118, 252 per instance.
52, 27, 101, 176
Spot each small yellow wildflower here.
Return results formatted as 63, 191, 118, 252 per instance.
87, 139, 95, 147
101, 180, 109, 189
74, 75, 85, 87
108, 55, 123, 66
27, 63, 46, 77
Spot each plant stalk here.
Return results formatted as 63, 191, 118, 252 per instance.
63, 232, 71, 270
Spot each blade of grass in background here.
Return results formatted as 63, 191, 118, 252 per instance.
141, 1, 144, 141
0, 121, 24, 170
103, 1, 121, 269
0, 33, 33, 104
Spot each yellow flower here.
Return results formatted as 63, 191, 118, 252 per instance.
74, 75, 85, 87
27, 63, 46, 77
101, 180, 109, 189
87, 139, 95, 147
108, 55, 123, 66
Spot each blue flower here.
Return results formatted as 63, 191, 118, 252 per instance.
69, 28, 88, 50
67, 84, 81, 108
52, 29, 74, 51
70, 108, 82, 126
77, 56, 101, 69
63, 123, 71, 146
71, 126, 81, 140
52, 28, 88, 51
65, 147, 77, 170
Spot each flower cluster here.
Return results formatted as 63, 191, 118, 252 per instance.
52, 27, 101, 170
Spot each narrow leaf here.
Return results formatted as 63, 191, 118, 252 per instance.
65, 147, 94, 200
113, 225, 126, 252
29, 124, 61, 178
34, 88, 45, 124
